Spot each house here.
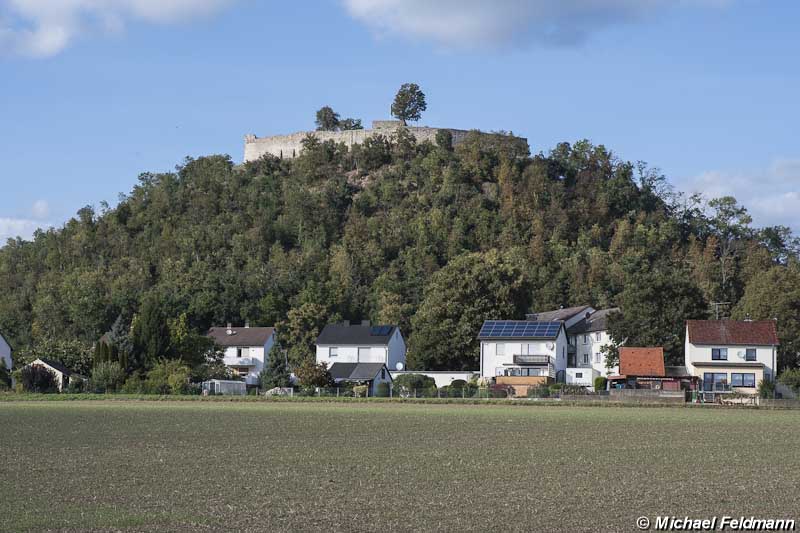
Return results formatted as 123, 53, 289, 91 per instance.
328, 362, 393, 396
685, 319, 779, 395
207, 323, 276, 388
478, 320, 569, 396
0, 329, 12, 370
526, 305, 620, 386
608, 347, 697, 391
26, 358, 87, 392
315, 321, 406, 370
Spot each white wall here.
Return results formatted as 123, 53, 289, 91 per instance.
565, 367, 599, 387
569, 330, 618, 376
390, 371, 479, 388
685, 331, 777, 384
0, 333, 11, 370
387, 330, 407, 370
221, 332, 275, 386
480, 328, 568, 378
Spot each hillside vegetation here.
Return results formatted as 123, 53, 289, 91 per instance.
1, 131, 798, 376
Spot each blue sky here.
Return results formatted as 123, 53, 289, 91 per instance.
1, 0, 799, 241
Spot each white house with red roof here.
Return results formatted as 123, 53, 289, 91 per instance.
685, 319, 779, 395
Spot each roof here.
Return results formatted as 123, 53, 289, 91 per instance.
34, 358, 78, 377
316, 323, 397, 345
207, 327, 274, 347
664, 366, 694, 378
526, 305, 591, 322
619, 347, 665, 377
686, 320, 779, 346
478, 321, 563, 340
329, 362, 389, 381
567, 308, 620, 335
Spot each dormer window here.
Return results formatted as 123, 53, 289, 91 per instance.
712, 348, 727, 361
330, 347, 338, 357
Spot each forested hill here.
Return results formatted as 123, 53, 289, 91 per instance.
1, 131, 799, 375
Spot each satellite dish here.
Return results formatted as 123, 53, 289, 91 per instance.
546, 342, 555, 350
226, 328, 233, 336
737, 350, 745, 359
395, 362, 404, 371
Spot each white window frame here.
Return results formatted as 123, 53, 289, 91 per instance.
496, 343, 505, 356
330, 347, 338, 357
595, 332, 601, 342
583, 335, 588, 345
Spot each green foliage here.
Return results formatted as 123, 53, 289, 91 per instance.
15, 338, 93, 377
90, 361, 126, 393
757, 379, 775, 399
339, 118, 363, 131
144, 359, 191, 395
594, 376, 608, 392
294, 359, 333, 388
527, 384, 550, 398
409, 249, 531, 370
392, 373, 436, 392
778, 368, 800, 393
18, 365, 58, 393
391, 83, 427, 125
315, 106, 340, 131
435, 129, 453, 152
0, 358, 10, 389
375, 382, 390, 397
276, 303, 331, 367
259, 351, 292, 390
352, 384, 369, 397
133, 295, 170, 367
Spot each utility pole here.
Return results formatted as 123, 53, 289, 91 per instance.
710, 302, 731, 320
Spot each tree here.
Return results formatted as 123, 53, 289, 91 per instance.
391, 83, 427, 125
0, 359, 11, 390
133, 295, 170, 367
435, 129, 453, 152
276, 303, 330, 367
18, 365, 58, 393
259, 351, 292, 390
339, 118, 363, 130
605, 266, 709, 367
294, 359, 333, 388
707, 196, 753, 301
315, 106, 340, 131
733, 263, 800, 370
409, 250, 531, 370
90, 361, 125, 393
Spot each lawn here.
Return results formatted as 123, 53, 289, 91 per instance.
1, 401, 798, 532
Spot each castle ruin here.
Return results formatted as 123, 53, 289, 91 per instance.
243, 120, 526, 162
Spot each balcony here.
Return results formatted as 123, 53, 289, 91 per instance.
224, 357, 258, 367
513, 354, 551, 365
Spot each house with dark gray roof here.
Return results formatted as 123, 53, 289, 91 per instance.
207, 323, 276, 387
315, 320, 406, 371
328, 362, 392, 396
26, 358, 87, 392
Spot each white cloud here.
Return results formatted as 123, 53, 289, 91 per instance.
0, 217, 49, 242
675, 159, 800, 232
32, 199, 49, 218
1, 0, 233, 57
343, 0, 728, 48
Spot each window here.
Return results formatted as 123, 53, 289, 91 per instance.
595, 332, 601, 342
381, 368, 386, 380
329, 347, 338, 357
745, 348, 756, 361
703, 372, 728, 391
711, 348, 728, 360
576, 372, 583, 378
595, 353, 601, 363
496, 343, 505, 356
583, 354, 589, 365
731, 373, 756, 388
583, 335, 588, 344
236, 348, 242, 358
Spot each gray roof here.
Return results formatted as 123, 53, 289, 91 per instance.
316, 323, 397, 345
526, 305, 591, 322
35, 358, 82, 378
329, 362, 389, 381
664, 366, 693, 378
567, 308, 620, 334
207, 327, 274, 347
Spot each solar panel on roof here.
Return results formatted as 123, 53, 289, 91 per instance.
478, 320, 561, 339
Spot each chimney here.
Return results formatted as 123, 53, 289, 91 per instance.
362, 320, 371, 326
744, 315, 753, 322
226, 322, 233, 335
245, 320, 250, 329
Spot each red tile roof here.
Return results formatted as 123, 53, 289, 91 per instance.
686, 320, 779, 346
619, 347, 665, 377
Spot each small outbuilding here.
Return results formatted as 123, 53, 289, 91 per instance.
608, 348, 697, 391
328, 362, 392, 396
26, 358, 87, 392
201, 379, 247, 396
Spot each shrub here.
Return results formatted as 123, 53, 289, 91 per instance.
121, 371, 145, 394
294, 359, 333, 388
489, 384, 514, 398
375, 382, 390, 397
91, 361, 126, 393
18, 365, 58, 393
527, 384, 550, 398
393, 373, 436, 396
66, 378, 86, 393
778, 369, 800, 393
352, 385, 369, 397
144, 360, 191, 395
0, 359, 11, 390
594, 376, 608, 392
758, 379, 776, 399
559, 384, 589, 395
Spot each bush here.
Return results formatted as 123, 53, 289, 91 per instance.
758, 379, 775, 399
144, 360, 191, 395
0, 359, 11, 390
91, 361, 126, 393
527, 384, 550, 398
594, 376, 608, 392
121, 371, 145, 394
18, 365, 58, 393
559, 384, 589, 395
778, 369, 800, 393
489, 384, 514, 398
393, 373, 436, 397
352, 385, 369, 397
294, 359, 333, 388
375, 382, 390, 397
66, 378, 86, 393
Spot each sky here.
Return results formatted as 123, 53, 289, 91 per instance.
1, 0, 799, 242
